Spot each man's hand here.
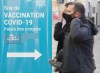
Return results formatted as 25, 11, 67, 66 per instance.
60, 7, 67, 23
53, 58, 57, 63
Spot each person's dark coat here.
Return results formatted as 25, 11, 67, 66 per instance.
62, 18, 98, 73
54, 22, 70, 57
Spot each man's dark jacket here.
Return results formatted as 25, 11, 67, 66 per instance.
62, 18, 98, 73
54, 22, 70, 56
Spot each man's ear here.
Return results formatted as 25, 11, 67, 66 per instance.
74, 12, 80, 18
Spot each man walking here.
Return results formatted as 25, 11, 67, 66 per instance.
62, 2, 98, 73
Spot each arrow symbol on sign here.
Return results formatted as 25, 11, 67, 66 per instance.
7, 50, 42, 60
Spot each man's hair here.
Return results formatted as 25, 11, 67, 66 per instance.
74, 2, 85, 16
65, 2, 75, 7
65, 2, 85, 16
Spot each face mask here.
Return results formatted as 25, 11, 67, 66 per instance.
62, 13, 73, 23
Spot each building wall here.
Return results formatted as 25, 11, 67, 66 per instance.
96, 1, 100, 26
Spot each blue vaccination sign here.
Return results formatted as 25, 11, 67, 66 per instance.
0, 0, 52, 73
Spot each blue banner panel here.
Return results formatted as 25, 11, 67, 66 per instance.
0, 0, 52, 73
